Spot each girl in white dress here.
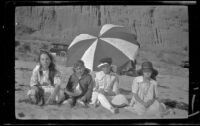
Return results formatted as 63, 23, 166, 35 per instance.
127, 61, 169, 117
27, 50, 61, 105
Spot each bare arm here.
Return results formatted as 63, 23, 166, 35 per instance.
64, 75, 78, 96
107, 76, 119, 96
131, 77, 146, 107
82, 75, 94, 99
145, 83, 157, 108
132, 93, 146, 106
30, 67, 39, 87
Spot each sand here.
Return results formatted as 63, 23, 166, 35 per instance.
15, 60, 188, 119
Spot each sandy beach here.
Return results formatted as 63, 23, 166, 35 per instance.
15, 60, 188, 119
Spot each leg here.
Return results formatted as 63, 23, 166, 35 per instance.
90, 91, 99, 104
46, 85, 61, 104
68, 96, 77, 107
27, 86, 44, 105
145, 100, 161, 117
97, 93, 118, 114
57, 88, 67, 104
130, 96, 136, 107
131, 102, 146, 115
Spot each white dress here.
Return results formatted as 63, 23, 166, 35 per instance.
27, 64, 61, 95
128, 76, 164, 116
90, 71, 119, 111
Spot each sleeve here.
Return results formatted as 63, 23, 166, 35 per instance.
30, 66, 39, 87
112, 76, 119, 94
66, 75, 73, 92
93, 73, 99, 90
132, 77, 139, 94
153, 81, 158, 98
54, 71, 62, 85
84, 75, 94, 98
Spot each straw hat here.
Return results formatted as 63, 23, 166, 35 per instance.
137, 61, 158, 80
111, 94, 129, 108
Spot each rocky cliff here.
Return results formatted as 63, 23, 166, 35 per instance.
15, 6, 189, 67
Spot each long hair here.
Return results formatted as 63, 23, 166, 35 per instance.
38, 50, 57, 86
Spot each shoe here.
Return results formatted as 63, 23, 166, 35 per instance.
77, 100, 85, 106
94, 102, 100, 108
111, 108, 119, 114
77, 100, 89, 108
37, 97, 45, 106
29, 94, 38, 104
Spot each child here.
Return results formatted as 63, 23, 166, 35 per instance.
127, 61, 169, 117
90, 57, 121, 114
57, 60, 93, 108
27, 50, 62, 105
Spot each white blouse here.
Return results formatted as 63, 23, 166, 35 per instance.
94, 71, 119, 93
132, 76, 158, 102
30, 64, 61, 87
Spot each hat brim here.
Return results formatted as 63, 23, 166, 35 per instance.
111, 94, 129, 108
97, 63, 110, 68
137, 67, 158, 76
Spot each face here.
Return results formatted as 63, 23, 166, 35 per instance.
74, 66, 85, 76
40, 53, 51, 69
101, 65, 111, 74
143, 69, 152, 79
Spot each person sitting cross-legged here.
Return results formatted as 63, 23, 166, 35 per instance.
126, 61, 172, 117
90, 57, 128, 114
27, 50, 62, 105
57, 60, 93, 108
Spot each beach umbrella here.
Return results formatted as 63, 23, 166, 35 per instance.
66, 24, 140, 71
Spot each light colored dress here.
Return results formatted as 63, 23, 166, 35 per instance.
94, 71, 118, 93
90, 71, 119, 111
128, 76, 165, 116
27, 64, 61, 96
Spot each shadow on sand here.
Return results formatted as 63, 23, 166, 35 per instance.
159, 98, 188, 111
118, 88, 132, 95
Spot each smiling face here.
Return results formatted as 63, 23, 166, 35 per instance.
40, 53, 51, 70
101, 64, 111, 74
74, 66, 85, 77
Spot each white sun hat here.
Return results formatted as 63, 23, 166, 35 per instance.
111, 94, 129, 107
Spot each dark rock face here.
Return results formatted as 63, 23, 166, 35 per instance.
15, 6, 188, 66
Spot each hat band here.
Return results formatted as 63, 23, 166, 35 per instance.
97, 62, 109, 68
142, 68, 153, 72
142, 67, 153, 69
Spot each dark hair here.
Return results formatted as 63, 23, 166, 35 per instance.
99, 57, 112, 65
38, 50, 58, 86
73, 60, 85, 68
73, 60, 85, 73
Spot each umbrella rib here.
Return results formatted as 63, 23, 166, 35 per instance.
81, 39, 98, 71
99, 24, 124, 36
100, 38, 139, 61
68, 34, 97, 49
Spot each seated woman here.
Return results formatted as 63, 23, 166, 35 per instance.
57, 60, 93, 108
27, 50, 62, 105
126, 61, 169, 117
90, 57, 124, 114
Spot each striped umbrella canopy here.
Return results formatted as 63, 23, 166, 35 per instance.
66, 24, 140, 71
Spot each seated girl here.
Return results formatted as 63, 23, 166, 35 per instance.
90, 57, 126, 114
56, 60, 93, 108
126, 61, 170, 117
27, 50, 62, 105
